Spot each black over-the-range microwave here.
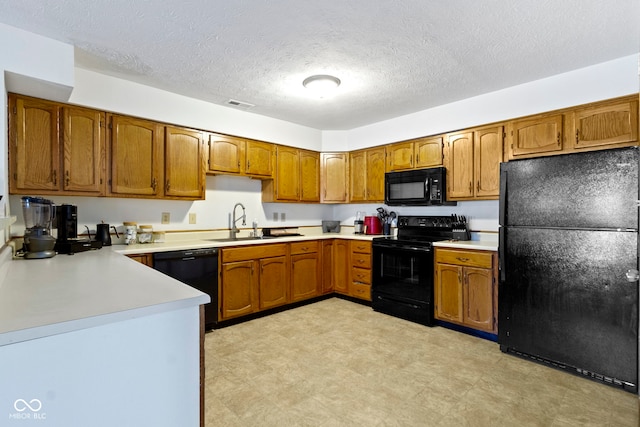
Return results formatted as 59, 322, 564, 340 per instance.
384, 167, 456, 206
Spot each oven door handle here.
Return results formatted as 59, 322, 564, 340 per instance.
373, 244, 432, 252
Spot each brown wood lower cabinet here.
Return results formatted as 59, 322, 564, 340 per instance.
434, 247, 498, 333
290, 241, 320, 302
349, 240, 372, 301
332, 240, 350, 294
126, 253, 153, 267
219, 243, 287, 320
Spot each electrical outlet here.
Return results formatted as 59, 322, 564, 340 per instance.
189, 213, 196, 224
280, 212, 286, 221
161, 212, 170, 224
273, 212, 278, 221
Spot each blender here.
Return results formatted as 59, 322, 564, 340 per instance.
22, 196, 56, 259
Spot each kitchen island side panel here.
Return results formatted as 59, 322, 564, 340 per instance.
0, 306, 201, 427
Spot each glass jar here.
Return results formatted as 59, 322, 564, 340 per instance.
138, 225, 153, 244
123, 221, 137, 245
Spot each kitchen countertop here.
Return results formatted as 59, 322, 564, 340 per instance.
0, 246, 210, 347
115, 228, 498, 254
0, 228, 497, 347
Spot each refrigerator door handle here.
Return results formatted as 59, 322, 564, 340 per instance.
499, 227, 505, 282
499, 169, 507, 226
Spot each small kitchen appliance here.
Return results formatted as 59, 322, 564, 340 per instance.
95, 223, 119, 246
364, 216, 382, 235
21, 196, 56, 259
354, 211, 365, 234
54, 204, 102, 254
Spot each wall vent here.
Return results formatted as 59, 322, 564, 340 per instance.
227, 99, 255, 109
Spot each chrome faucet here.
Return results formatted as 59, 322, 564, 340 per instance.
231, 203, 246, 239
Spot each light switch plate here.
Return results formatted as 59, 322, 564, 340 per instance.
189, 213, 196, 224
273, 212, 278, 221
161, 212, 170, 224
280, 212, 286, 221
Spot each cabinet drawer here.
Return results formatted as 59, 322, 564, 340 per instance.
351, 241, 372, 254
350, 282, 371, 301
351, 252, 371, 269
290, 240, 319, 255
351, 267, 371, 285
435, 249, 493, 268
222, 243, 287, 263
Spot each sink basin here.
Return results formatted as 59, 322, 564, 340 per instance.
205, 236, 273, 243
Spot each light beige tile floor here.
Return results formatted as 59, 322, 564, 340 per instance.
204, 298, 639, 426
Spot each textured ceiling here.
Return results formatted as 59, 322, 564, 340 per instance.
0, 0, 638, 130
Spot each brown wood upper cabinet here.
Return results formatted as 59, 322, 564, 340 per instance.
349, 146, 385, 202
386, 136, 443, 171
320, 152, 349, 203
207, 133, 273, 178
571, 97, 638, 150
9, 94, 106, 196
109, 115, 204, 200
109, 114, 164, 198
164, 126, 205, 199
507, 113, 564, 159
262, 146, 319, 202
445, 126, 503, 201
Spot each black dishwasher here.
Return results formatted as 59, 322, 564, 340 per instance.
153, 248, 218, 330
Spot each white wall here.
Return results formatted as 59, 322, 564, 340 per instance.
2, 23, 639, 238
323, 55, 640, 151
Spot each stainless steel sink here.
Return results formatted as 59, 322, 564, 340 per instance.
205, 236, 273, 243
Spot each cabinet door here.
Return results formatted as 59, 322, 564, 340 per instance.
510, 114, 563, 158
259, 256, 289, 310
110, 115, 163, 197
434, 264, 464, 324
208, 133, 244, 174
245, 139, 273, 177
446, 132, 474, 199
349, 150, 367, 202
415, 136, 443, 168
275, 146, 300, 201
321, 240, 334, 294
386, 142, 414, 171
220, 260, 257, 319
10, 95, 60, 192
473, 126, 503, 199
291, 252, 320, 302
321, 152, 349, 203
573, 98, 639, 149
62, 106, 106, 195
299, 150, 320, 202
165, 126, 205, 199
366, 147, 385, 201
333, 240, 350, 294
463, 267, 495, 332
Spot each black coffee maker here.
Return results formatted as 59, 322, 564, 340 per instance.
55, 204, 102, 254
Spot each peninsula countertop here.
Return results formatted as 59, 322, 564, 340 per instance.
0, 247, 209, 346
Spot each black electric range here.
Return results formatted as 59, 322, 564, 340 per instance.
371, 215, 463, 326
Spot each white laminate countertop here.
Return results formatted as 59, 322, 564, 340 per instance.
0, 247, 210, 347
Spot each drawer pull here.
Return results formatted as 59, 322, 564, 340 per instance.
456, 257, 470, 262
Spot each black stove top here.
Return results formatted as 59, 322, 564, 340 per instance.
373, 215, 458, 247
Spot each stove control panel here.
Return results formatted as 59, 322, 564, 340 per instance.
397, 215, 453, 228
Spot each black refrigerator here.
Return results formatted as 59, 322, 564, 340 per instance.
499, 147, 639, 392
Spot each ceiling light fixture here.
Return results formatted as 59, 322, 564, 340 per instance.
302, 75, 341, 97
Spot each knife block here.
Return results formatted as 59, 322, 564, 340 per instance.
452, 228, 470, 241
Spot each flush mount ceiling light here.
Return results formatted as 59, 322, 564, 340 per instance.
302, 74, 341, 97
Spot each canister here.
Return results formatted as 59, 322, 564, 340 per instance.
123, 221, 137, 245
138, 225, 153, 244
